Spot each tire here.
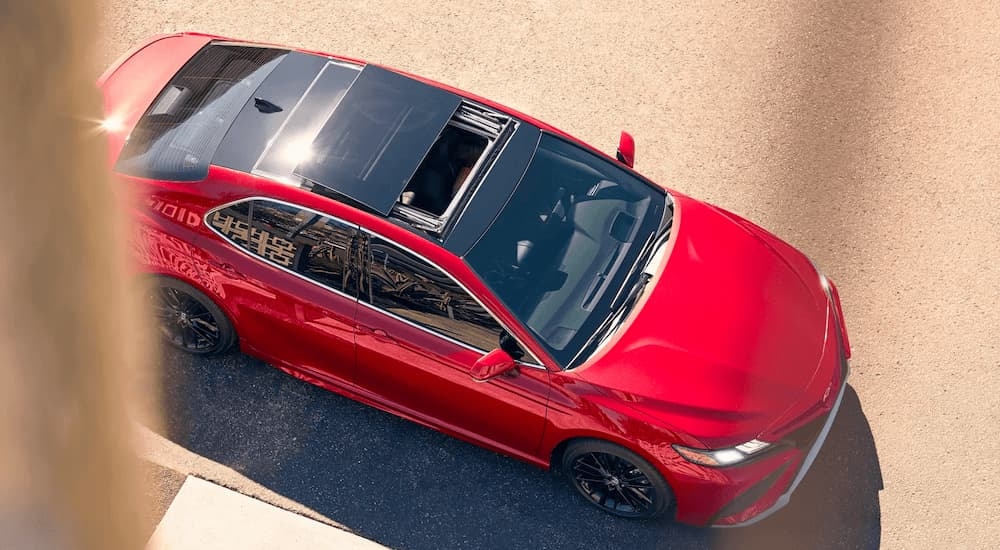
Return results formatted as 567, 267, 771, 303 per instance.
147, 277, 237, 355
562, 440, 673, 519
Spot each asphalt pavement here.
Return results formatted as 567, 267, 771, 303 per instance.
100, 1, 1000, 548
146, 347, 880, 549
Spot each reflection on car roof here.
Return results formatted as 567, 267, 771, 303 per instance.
293, 65, 462, 216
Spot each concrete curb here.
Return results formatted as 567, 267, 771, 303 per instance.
147, 476, 389, 550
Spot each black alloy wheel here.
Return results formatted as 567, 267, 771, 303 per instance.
563, 440, 672, 519
149, 278, 236, 355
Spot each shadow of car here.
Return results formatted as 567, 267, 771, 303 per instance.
156, 347, 881, 549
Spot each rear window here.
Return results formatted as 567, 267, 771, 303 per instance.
115, 44, 286, 181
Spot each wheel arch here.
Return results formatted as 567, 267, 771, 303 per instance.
552, 434, 678, 519
140, 270, 237, 323
141, 271, 241, 352
546, 432, 663, 476
539, 413, 688, 514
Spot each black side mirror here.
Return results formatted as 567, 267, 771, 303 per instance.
499, 330, 525, 360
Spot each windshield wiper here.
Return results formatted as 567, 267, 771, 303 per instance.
569, 206, 672, 368
616, 271, 652, 323
572, 270, 652, 366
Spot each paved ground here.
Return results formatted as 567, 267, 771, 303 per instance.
99, 1, 1000, 548
142, 347, 880, 549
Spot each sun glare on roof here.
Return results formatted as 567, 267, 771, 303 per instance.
280, 137, 314, 166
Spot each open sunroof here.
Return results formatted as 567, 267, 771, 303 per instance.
293, 65, 461, 216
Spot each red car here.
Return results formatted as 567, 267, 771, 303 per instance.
100, 33, 851, 527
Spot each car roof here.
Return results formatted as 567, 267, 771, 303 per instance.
188, 42, 545, 255
294, 65, 462, 217
119, 35, 652, 257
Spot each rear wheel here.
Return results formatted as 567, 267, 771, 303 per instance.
562, 440, 672, 519
148, 278, 236, 355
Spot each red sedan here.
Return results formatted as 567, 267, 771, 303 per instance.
100, 33, 851, 527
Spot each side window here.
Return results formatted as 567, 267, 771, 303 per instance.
208, 199, 357, 294
241, 201, 300, 268
209, 201, 253, 248
366, 236, 504, 352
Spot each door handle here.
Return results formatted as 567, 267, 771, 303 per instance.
359, 325, 393, 341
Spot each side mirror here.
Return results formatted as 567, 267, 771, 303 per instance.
470, 349, 517, 382
616, 131, 635, 168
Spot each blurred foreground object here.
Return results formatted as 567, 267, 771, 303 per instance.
0, 2, 147, 549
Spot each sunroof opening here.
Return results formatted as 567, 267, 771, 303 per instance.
293, 65, 462, 217
400, 125, 488, 216
390, 102, 513, 234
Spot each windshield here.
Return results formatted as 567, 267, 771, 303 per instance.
465, 134, 666, 367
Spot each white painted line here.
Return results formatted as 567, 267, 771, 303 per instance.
147, 476, 389, 550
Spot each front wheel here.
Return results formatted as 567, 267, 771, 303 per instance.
562, 440, 672, 519
148, 278, 236, 355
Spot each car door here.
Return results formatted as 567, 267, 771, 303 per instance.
199, 198, 360, 384
353, 233, 550, 459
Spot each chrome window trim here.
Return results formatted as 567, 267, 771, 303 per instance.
203, 196, 546, 369
354, 298, 534, 364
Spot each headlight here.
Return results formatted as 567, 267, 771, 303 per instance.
672, 439, 772, 467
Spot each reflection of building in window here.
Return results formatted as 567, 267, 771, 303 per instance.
368, 238, 503, 351
211, 211, 251, 246
210, 210, 297, 268
248, 227, 296, 267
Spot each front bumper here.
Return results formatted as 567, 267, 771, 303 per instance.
664, 280, 851, 527
709, 278, 851, 527
711, 368, 848, 527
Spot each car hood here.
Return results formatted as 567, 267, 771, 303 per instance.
575, 193, 838, 447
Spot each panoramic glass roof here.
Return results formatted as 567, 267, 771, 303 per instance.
293, 65, 462, 216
